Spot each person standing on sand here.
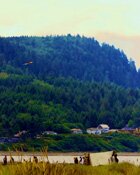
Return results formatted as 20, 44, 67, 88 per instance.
74, 157, 78, 164
79, 156, 83, 164
86, 153, 90, 165
111, 150, 119, 163
114, 154, 119, 163
3, 155, 7, 165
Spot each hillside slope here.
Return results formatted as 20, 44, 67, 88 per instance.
0, 35, 139, 87
1, 72, 140, 137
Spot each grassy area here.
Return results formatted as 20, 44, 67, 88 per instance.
3, 132, 140, 152
0, 162, 140, 175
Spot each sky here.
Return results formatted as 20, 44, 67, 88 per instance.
0, 0, 140, 68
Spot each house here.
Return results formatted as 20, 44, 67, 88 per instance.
71, 128, 83, 134
86, 128, 101, 135
42, 131, 57, 135
97, 124, 109, 133
14, 130, 27, 137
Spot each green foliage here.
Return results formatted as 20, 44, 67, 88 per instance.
0, 35, 139, 87
1, 35, 140, 151
4, 133, 140, 152
1, 72, 140, 137
46, 133, 140, 152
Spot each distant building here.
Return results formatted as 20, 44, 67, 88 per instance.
14, 130, 27, 138
97, 124, 109, 133
42, 131, 57, 135
71, 128, 83, 134
86, 128, 101, 135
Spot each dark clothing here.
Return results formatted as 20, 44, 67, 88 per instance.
3, 156, 7, 165
79, 156, 83, 164
111, 151, 119, 163
74, 157, 78, 164
33, 156, 38, 163
114, 155, 119, 163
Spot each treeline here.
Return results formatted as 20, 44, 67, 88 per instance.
1, 71, 140, 136
0, 35, 140, 87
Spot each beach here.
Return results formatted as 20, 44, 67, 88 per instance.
0, 152, 140, 165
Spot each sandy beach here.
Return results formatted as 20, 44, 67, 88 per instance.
0, 152, 140, 165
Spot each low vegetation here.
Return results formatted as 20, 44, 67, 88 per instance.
1, 133, 140, 152
0, 162, 140, 175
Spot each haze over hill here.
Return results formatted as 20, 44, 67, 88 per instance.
0, 0, 140, 69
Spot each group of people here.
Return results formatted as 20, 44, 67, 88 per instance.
74, 153, 90, 165
3, 151, 119, 166
74, 151, 119, 165
109, 151, 119, 164
3, 155, 39, 165
23, 156, 38, 163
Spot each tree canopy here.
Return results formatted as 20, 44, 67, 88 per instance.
0, 35, 140, 137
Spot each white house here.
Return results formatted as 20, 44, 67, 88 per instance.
86, 128, 101, 135
42, 131, 57, 135
71, 128, 83, 134
97, 124, 109, 133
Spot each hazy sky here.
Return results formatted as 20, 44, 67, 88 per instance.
0, 0, 140, 68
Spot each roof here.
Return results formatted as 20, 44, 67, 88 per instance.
98, 124, 109, 129
43, 131, 57, 135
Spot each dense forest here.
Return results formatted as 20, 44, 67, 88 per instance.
1, 35, 140, 151
0, 35, 140, 87
1, 71, 140, 137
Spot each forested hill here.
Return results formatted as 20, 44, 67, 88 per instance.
0, 35, 139, 87
1, 72, 140, 137
1, 35, 140, 137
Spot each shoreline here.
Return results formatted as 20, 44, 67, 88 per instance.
0, 151, 140, 156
